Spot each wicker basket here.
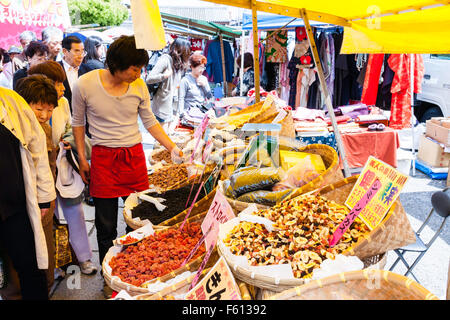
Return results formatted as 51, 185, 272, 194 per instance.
281, 144, 344, 201
266, 270, 439, 300
217, 243, 387, 293
123, 181, 212, 230
134, 268, 252, 300
316, 175, 416, 259
103, 212, 215, 296
218, 143, 342, 214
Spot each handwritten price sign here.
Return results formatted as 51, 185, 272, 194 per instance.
329, 179, 381, 247
186, 257, 241, 300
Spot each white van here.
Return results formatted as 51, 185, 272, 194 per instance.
415, 54, 450, 122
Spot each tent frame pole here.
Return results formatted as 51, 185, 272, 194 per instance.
300, 8, 351, 177
251, 0, 261, 103
411, 53, 416, 176
219, 32, 228, 97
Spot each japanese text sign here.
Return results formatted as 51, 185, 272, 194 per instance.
345, 156, 408, 230
329, 178, 381, 246
186, 257, 241, 300
202, 190, 235, 249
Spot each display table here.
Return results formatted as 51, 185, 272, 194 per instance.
340, 127, 399, 168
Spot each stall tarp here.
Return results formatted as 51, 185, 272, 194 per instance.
202, 0, 450, 54
130, 0, 166, 50
241, 12, 324, 30
0, 0, 71, 49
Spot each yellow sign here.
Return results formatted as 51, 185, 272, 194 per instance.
345, 156, 408, 230
185, 257, 241, 300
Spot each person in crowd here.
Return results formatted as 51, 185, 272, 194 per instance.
178, 52, 212, 117
146, 37, 191, 131
0, 48, 11, 88
17, 31, 37, 64
41, 27, 63, 62
1, 46, 23, 88
27, 61, 97, 276
15, 75, 59, 295
12, 41, 49, 90
83, 36, 105, 70
232, 52, 255, 97
60, 35, 92, 112
0, 84, 56, 300
71, 35, 183, 298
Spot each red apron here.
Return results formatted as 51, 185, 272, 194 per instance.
90, 143, 149, 198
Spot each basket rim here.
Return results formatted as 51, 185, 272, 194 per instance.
103, 213, 208, 294
267, 269, 439, 300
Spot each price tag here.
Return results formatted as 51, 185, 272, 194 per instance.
186, 257, 241, 300
201, 190, 235, 249
345, 156, 409, 230
329, 178, 381, 247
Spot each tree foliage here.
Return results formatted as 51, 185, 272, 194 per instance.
68, 0, 129, 27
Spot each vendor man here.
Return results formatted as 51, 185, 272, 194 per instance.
71, 36, 183, 294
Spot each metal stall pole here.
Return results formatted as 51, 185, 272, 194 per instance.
240, 31, 245, 96
219, 32, 228, 97
300, 8, 351, 177
411, 53, 416, 176
251, 0, 261, 103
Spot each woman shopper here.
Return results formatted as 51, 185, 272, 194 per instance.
83, 36, 105, 70
0, 86, 55, 300
12, 41, 49, 90
28, 61, 97, 275
146, 37, 191, 131
178, 53, 213, 118
15, 75, 60, 296
71, 36, 183, 298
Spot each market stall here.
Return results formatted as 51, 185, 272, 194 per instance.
98, 0, 449, 301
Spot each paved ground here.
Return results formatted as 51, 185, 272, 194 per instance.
47, 164, 449, 300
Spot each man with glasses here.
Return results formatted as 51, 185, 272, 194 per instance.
59, 35, 92, 113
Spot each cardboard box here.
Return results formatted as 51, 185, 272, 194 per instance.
426, 118, 450, 147
418, 135, 450, 168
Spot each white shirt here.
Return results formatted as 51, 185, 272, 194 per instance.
62, 58, 78, 91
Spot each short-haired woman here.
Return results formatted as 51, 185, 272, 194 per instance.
71, 36, 182, 297
12, 41, 49, 90
28, 60, 98, 276
232, 52, 255, 97
178, 53, 212, 118
146, 37, 191, 128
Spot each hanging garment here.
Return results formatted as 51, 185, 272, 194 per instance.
265, 30, 288, 63
375, 55, 395, 110
287, 56, 301, 107
203, 40, 215, 83
190, 38, 203, 52
279, 62, 290, 102
361, 54, 385, 106
388, 54, 424, 129
205, 38, 234, 84
300, 69, 317, 108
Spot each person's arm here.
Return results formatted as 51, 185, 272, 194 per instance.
146, 56, 171, 84
71, 80, 90, 184
147, 123, 182, 158
178, 77, 187, 115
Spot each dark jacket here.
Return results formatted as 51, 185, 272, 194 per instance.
12, 67, 28, 91
59, 61, 92, 113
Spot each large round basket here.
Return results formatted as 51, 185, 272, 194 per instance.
123, 181, 213, 230
217, 175, 415, 292
133, 270, 252, 300
217, 244, 387, 293
266, 270, 439, 300
103, 212, 217, 296
218, 143, 343, 215
281, 143, 343, 199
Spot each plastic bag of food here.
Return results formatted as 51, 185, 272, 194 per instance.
230, 166, 285, 198
280, 150, 326, 172
273, 156, 323, 191
236, 189, 293, 206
